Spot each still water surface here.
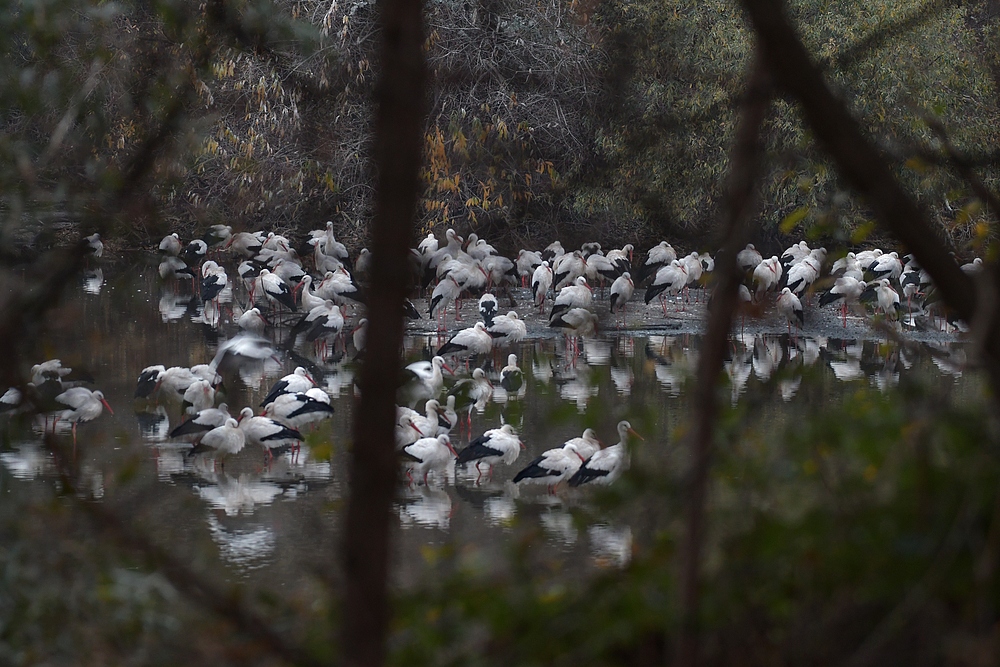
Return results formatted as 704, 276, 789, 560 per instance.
0, 258, 977, 587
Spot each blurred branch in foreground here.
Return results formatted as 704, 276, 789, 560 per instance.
676, 53, 773, 667
341, 0, 426, 663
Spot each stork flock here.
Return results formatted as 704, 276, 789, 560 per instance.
135, 222, 650, 488
4, 221, 973, 486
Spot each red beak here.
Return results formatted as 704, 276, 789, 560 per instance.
628, 428, 644, 441
100, 398, 114, 416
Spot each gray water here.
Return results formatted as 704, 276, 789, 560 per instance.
0, 257, 977, 590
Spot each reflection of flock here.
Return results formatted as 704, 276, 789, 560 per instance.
642, 333, 969, 406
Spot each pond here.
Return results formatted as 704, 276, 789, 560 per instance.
0, 256, 979, 592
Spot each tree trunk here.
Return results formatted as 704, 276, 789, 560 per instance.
340, 0, 426, 663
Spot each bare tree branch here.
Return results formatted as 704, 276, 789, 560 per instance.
676, 53, 772, 667
340, 0, 426, 663
740, 0, 976, 321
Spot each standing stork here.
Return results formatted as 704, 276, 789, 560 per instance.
499, 354, 523, 395
436, 322, 493, 366
455, 423, 523, 481
776, 287, 804, 335
513, 427, 602, 492
609, 272, 635, 326
401, 434, 458, 485
568, 421, 642, 487
52, 388, 113, 447
531, 261, 553, 312
644, 261, 688, 315
637, 241, 677, 284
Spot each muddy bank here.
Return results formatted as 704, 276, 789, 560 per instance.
402, 286, 964, 345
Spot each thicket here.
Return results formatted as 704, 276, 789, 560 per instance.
5, 0, 998, 256
159, 0, 1000, 254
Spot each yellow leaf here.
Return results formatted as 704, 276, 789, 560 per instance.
904, 157, 928, 173
850, 220, 876, 244
779, 207, 809, 234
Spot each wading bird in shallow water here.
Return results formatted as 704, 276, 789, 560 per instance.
609, 272, 634, 325
487, 311, 526, 348
52, 387, 113, 447
569, 421, 642, 487
399, 356, 451, 406
264, 391, 334, 429
531, 261, 553, 312
777, 287, 804, 334
188, 417, 245, 470
550, 276, 592, 322
819, 276, 867, 328
455, 423, 523, 482
644, 261, 687, 315
169, 403, 231, 442
260, 367, 317, 408
513, 428, 602, 492
478, 293, 498, 328
436, 322, 492, 367
548, 308, 598, 362
447, 368, 493, 429
401, 434, 457, 485
428, 275, 462, 330
499, 354, 523, 394
236, 407, 304, 462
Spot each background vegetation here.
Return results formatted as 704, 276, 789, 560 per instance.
5, 0, 999, 254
